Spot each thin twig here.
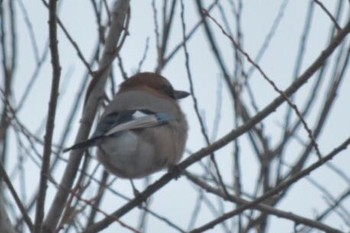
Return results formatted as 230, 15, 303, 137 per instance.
0, 161, 33, 231
41, 1, 130, 232
83, 19, 350, 233
190, 136, 350, 233
185, 171, 344, 233
203, 9, 323, 159
33, 0, 61, 232
313, 0, 341, 30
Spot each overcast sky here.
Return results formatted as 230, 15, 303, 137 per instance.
6, 0, 350, 232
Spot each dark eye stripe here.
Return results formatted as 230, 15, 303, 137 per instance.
161, 84, 175, 99
139, 109, 155, 115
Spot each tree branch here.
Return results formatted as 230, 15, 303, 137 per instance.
41, 1, 130, 232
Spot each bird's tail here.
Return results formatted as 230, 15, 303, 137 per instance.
63, 138, 98, 153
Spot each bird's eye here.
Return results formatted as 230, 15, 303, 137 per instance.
161, 84, 175, 98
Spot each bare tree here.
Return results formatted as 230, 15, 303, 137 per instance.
1, 0, 350, 232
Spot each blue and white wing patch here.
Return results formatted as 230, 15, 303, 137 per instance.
105, 110, 176, 136
63, 110, 175, 152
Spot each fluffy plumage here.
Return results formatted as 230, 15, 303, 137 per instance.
64, 72, 189, 178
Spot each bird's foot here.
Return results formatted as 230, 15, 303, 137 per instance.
130, 179, 148, 206
167, 165, 182, 180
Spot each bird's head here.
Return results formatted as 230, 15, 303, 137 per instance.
118, 72, 190, 100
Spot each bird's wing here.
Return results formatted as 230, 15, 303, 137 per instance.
93, 110, 136, 137
63, 110, 175, 153
104, 111, 175, 136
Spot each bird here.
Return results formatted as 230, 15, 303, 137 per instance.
64, 72, 189, 179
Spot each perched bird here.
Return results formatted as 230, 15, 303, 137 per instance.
64, 72, 189, 179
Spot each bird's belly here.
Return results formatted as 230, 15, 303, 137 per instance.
97, 131, 165, 178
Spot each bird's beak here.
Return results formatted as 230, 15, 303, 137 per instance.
174, 90, 190, 99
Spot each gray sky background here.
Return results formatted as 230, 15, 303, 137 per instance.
6, 0, 350, 232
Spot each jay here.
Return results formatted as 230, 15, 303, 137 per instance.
64, 72, 189, 179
